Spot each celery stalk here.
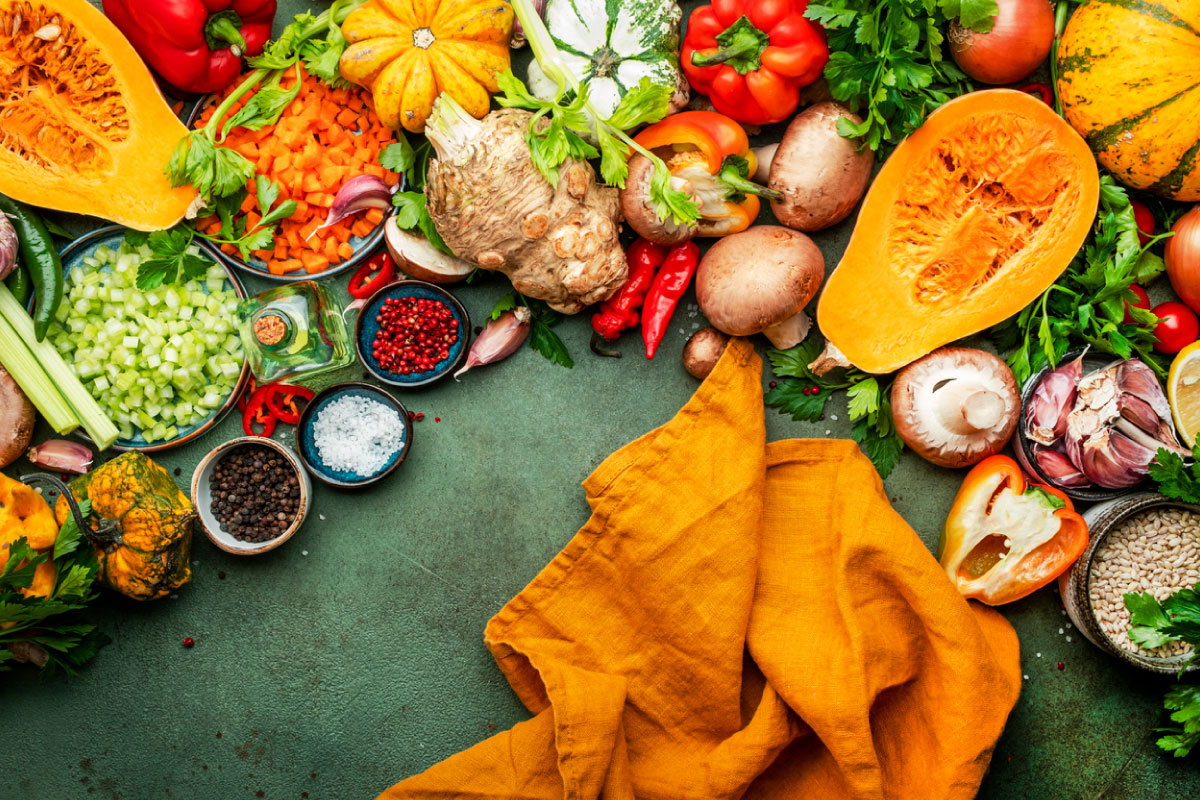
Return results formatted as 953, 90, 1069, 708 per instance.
0, 285, 119, 450
0, 308, 79, 435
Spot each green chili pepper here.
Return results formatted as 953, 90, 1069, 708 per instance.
0, 195, 63, 341
5, 263, 30, 305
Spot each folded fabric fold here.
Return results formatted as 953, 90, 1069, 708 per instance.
379, 338, 1021, 800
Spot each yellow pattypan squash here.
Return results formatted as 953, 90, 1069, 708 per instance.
339, 0, 513, 133
0, 471, 59, 598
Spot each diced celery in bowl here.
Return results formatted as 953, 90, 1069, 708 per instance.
46, 227, 249, 451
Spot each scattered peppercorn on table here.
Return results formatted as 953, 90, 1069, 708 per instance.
1, 2, 1199, 799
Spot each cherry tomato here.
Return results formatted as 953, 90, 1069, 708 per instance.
1123, 285, 1151, 323
1130, 199, 1156, 247
1151, 301, 1199, 354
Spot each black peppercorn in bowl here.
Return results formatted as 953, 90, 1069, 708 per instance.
191, 436, 312, 556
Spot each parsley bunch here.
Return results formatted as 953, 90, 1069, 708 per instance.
501, 0, 698, 224
766, 337, 904, 477
490, 291, 573, 369
1123, 584, 1200, 757
0, 500, 110, 677
804, 0, 997, 151
993, 176, 1172, 386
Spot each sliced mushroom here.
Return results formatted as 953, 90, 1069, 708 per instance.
385, 217, 474, 284
695, 226, 824, 349
618, 154, 693, 245
891, 348, 1021, 469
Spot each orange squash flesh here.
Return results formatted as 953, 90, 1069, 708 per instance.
0, 0, 196, 230
816, 90, 1100, 375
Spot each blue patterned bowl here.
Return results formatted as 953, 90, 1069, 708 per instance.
354, 280, 470, 388
295, 383, 412, 488
54, 226, 250, 453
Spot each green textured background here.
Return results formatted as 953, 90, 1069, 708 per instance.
3, 2, 1200, 798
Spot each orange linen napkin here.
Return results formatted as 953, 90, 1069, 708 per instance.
379, 339, 1021, 800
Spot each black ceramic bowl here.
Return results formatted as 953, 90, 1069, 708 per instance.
295, 383, 413, 488
354, 280, 470, 388
1014, 349, 1178, 503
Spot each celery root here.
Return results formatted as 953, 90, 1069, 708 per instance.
423, 96, 627, 314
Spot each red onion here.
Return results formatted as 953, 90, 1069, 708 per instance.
1166, 206, 1200, 314
311, 175, 393, 239
0, 212, 17, 281
26, 439, 94, 474
949, 0, 1055, 86
453, 307, 531, 379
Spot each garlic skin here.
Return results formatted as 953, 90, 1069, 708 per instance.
1025, 353, 1083, 445
1034, 358, 1189, 489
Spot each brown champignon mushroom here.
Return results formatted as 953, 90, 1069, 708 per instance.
891, 347, 1021, 469
758, 102, 874, 233
682, 327, 730, 380
0, 365, 35, 468
618, 154, 693, 246
696, 226, 824, 349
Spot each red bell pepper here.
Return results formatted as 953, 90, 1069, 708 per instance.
939, 455, 1089, 606
349, 253, 397, 300
242, 383, 278, 437
265, 384, 314, 425
632, 112, 779, 239
102, 0, 277, 94
682, 0, 828, 126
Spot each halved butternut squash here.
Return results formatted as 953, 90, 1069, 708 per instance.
814, 89, 1099, 375
0, 0, 196, 230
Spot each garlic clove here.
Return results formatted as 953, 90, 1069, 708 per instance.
26, 438, 93, 474
1078, 428, 1153, 488
1033, 444, 1090, 487
453, 307, 531, 380
1025, 352, 1084, 445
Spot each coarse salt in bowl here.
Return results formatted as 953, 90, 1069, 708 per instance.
1061, 493, 1200, 674
295, 383, 413, 488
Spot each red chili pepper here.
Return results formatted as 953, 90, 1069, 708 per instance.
102, 0, 277, 94
265, 384, 314, 425
349, 253, 397, 299
1019, 82, 1053, 105
242, 384, 277, 437
590, 239, 669, 357
642, 241, 701, 360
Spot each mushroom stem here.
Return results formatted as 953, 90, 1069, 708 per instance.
935, 385, 1007, 435
762, 311, 811, 349
808, 340, 852, 376
752, 144, 778, 183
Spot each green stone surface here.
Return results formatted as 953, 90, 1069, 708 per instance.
2, 2, 1199, 798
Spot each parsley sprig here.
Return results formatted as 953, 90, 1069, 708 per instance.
126, 175, 296, 289
993, 176, 1173, 386
1150, 443, 1200, 504
1122, 584, 1200, 757
379, 136, 453, 256
766, 336, 904, 477
0, 500, 110, 677
501, 0, 698, 225
490, 291, 573, 369
805, 0, 997, 151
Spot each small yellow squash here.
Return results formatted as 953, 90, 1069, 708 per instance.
339, 0, 513, 133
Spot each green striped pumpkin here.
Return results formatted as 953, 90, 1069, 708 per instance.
1057, 0, 1200, 201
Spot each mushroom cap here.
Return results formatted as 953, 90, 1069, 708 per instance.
891, 347, 1020, 469
619, 154, 693, 246
682, 327, 731, 380
696, 226, 824, 337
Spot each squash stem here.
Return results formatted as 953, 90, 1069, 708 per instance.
19, 473, 120, 546
1050, 1, 1070, 117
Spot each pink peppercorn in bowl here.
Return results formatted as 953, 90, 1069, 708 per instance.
354, 280, 470, 388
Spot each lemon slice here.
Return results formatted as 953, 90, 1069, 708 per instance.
1168, 341, 1200, 447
